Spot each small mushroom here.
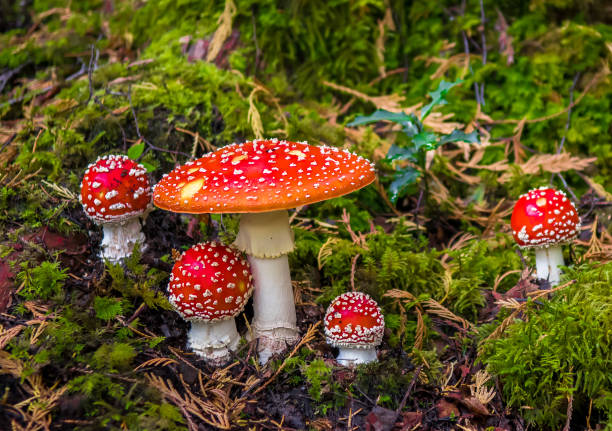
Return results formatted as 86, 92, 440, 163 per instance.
511, 187, 580, 285
153, 139, 376, 363
167, 241, 253, 365
80, 155, 152, 263
324, 292, 384, 366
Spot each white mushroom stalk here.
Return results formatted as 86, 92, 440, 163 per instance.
336, 346, 378, 366
234, 210, 298, 364
534, 246, 565, 285
188, 318, 241, 365
99, 218, 147, 263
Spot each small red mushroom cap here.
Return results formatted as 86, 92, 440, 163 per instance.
153, 139, 376, 214
80, 155, 152, 223
168, 242, 253, 322
324, 292, 384, 349
511, 187, 580, 248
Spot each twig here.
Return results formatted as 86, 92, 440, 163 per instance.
86, 44, 99, 104
556, 172, 578, 203
250, 322, 320, 395
127, 86, 191, 158
350, 253, 360, 292
251, 10, 261, 72
395, 365, 423, 416
31, 129, 43, 154
0, 62, 29, 93
557, 73, 580, 155
0, 133, 16, 154
563, 390, 574, 431
478, 0, 487, 105
462, 31, 483, 107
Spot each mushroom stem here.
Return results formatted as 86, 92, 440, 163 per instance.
336, 347, 378, 366
100, 218, 146, 263
188, 318, 240, 365
233, 210, 299, 364
248, 254, 299, 364
534, 246, 564, 285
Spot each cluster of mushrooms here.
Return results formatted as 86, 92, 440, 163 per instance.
79, 139, 580, 368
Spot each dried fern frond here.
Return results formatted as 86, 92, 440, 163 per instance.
206, 0, 236, 63
134, 357, 178, 371
422, 298, 476, 331
469, 370, 496, 405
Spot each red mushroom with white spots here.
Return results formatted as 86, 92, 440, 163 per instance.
511, 187, 580, 285
168, 241, 253, 365
324, 292, 384, 366
80, 155, 152, 263
154, 139, 376, 363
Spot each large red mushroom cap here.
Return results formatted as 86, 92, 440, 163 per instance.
80, 155, 152, 223
168, 242, 253, 321
153, 139, 376, 213
324, 292, 384, 349
511, 187, 580, 248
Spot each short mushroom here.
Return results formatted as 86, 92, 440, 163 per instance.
511, 187, 580, 285
153, 139, 375, 363
324, 291, 384, 366
167, 241, 253, 365
80, 155, 152, 263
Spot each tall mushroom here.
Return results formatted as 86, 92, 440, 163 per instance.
324, 292, 384, 366
153, 139, 376, 363
511, 187, 580, 285
80, 155, 152, 263
167, 241, 253, 365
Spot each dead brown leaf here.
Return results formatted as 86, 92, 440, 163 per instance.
498, 153, 597, 182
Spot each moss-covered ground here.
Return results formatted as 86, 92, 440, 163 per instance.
0, 0, 611, 429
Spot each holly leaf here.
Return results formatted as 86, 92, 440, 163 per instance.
127, 142, 146, 160
387, 144, 418, 162
348, 109, 420, 129
389, 168, 421, 203
402, 120, 420, 137
412, 131, 439, 152
439, 129, 479, 145
420, 80, 462, 120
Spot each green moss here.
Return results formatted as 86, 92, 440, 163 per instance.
480, 262, 612, 428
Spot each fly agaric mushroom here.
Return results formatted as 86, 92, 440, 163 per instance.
324, 291, 384, 366
168, 241, 253, 365
511, 187, 580, 285
80, 155, 152, 263
153, 139, 376, 363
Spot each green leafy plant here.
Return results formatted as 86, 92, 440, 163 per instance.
16, 260, 68, 300
348, 80, 479, 202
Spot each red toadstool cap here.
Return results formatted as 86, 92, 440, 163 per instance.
168, 242, 253, 321
511, 187, 580, 248
324, 292, 384, 348
80, 155, 152, 223
153, 139, 376, 214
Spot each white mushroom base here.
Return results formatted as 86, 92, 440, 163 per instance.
100, 218, 146, 263
248, 255, 299, 364
188, 318, 240, 366
534, 245, 564, 285
336, 347, 378, 366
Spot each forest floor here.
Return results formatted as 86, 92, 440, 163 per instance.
0, 1, 611, 430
